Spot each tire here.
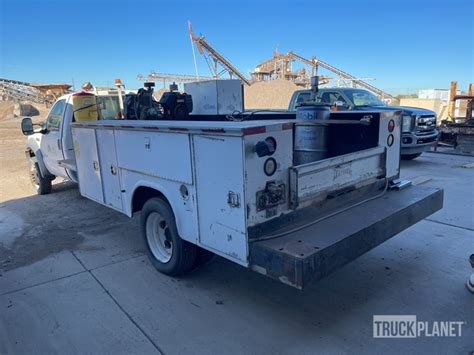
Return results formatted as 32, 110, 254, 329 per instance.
141, 197, 198, 276
195, 247, 215, 268
30, 162, 52, 195
401, 153, 422, 160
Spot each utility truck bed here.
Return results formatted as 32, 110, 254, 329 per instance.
68, 110, 443, 288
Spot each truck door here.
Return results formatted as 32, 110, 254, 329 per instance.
96, 129, 123, 211
41, 99, 67, 177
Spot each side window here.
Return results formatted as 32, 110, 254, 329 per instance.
296, 92, 311, 105
46, 99, 66, 131
319, 92, 347, 105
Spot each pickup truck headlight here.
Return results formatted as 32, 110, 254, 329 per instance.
402, 115, 413, 133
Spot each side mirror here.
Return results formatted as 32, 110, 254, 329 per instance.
21, 117, 34, 136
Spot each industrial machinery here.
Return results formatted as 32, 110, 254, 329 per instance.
0, 78, 70, 105
439, 81, 474, 154
188, 22, 251, 85
124, 82, 193, 120
137, 71, 213, 86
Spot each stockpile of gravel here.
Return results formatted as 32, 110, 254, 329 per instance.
244, 79, 300, 109
0, 101, 48, 121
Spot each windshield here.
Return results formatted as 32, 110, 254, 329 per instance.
345, 89, 386, 107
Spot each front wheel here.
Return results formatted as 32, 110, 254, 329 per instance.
141, 197, 198, 276
30, 162, 52, 195
401, 153, 422, 160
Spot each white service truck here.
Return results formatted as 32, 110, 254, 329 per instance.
21, 80, 443, 289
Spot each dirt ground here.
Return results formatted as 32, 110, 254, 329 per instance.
0, 105, 49, 201
0, 112, 86, 272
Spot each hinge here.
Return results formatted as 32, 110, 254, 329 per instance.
227, 191, 241, 208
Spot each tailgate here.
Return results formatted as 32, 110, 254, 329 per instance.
249, 185, 443, 289
290, 146, 386, 209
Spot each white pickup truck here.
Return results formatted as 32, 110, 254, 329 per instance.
21, 80, 443, 289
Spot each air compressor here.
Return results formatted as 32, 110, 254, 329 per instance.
123, 82, 193, 120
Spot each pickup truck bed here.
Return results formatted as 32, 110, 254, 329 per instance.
249, 185, 443, 289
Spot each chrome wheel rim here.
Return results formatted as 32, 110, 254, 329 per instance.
146, 212, 172, 263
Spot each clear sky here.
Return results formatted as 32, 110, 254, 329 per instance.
1, 0, 473, 94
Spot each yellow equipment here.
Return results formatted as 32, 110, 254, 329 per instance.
72, 92, 98, 121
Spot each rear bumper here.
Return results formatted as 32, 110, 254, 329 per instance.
249, 185, 443, 289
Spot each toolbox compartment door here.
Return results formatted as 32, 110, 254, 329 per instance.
290, 146, 386, 209
97, 129, 123, 211
193, 135, 248, 265
72, 127, 104, 204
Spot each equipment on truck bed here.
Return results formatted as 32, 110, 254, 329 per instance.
123, 82, 193, 120
72, 92, 99, 121
159, 83, 193, 119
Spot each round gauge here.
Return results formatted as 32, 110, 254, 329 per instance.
264, 158, 277, 176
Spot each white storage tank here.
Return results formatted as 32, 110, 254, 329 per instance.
184, 79, 243, 116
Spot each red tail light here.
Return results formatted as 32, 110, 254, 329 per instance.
388, 119, 395, 132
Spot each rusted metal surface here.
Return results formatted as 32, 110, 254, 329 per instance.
448, 81, 458, 120
249, 185, 443, 289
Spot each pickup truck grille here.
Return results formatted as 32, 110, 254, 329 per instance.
416, 115, 436, 133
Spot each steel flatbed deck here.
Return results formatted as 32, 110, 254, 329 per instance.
249, 185, 443, 289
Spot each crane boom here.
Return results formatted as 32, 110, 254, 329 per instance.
189, 23, 251, 86
287, 51, 396, 100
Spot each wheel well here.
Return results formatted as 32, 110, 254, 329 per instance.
132, 186, 169, 213
26, 147, 35, 158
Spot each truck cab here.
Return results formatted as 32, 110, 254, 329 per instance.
22, 91, 123, 194
289, 88, 439, 159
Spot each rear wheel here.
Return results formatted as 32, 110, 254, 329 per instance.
401, 153, 422, 160
30, 162, 52, 195
195, 247, 215, 268
141, 197, 198, 276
